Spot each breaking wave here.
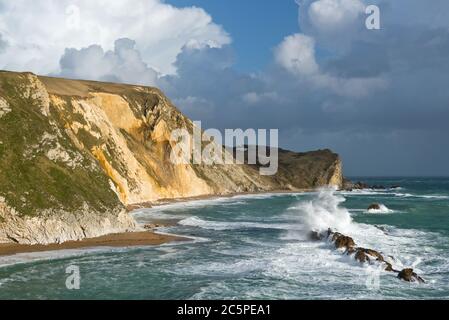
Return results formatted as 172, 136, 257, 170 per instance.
367, 204, 394, 214
286, 188, 353, 234
178, 216, 303, 232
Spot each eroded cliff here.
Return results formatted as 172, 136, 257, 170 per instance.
0, 71, 343, 244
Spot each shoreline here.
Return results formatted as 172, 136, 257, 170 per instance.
126, 189, 312, 211
0, 231, 188, 258
0, 189, 310, 258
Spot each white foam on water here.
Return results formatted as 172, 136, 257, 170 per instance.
338, 186, 449, 200
2, 187, 447, 299
133, 194, 275, 221
280, 188, 449, 280
413, 194, 449, 199
178, 216, 304, 232
0, 231, 199, 269
231, 192, 311, 200
172, 188, 447, 283
171, 189, 433, 295
340, 189, 449, 200
132, 199, 228, 218
338, 190, 392, 196
367, 204, 395, 214
0, 247, 110, 268
286, 188, 353, 234
133, 192, 311, 221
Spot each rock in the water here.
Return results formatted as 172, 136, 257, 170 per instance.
342, 181, 368, 191
354, 248, 382, 263
309, 231, 324, 241
332, 232, 356, 251
397, 268, 425, 283
368, 204, 381, 211
325, 229, 423, 280
342, 180, 395, 191
143, 223, 161, 230
384, 262, 395, 272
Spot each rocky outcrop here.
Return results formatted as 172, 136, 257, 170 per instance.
0, 70, 344, 244
0, 197, 135, 245
330, 232, 356, 250
342, 180, 399, 192
397, 268, 425, 283
310, 229, 425, 283
368, 204, 381, 211
240, 147, 343, 190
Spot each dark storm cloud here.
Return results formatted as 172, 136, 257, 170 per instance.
162, 24, 449, 135
50, 0, 449, 176
159, 2, 449, 176
324, 41, 390, 78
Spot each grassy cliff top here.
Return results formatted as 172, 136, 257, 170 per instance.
0, 71, 124, 216
1, 70, 157, 97
0, 70, 343, 218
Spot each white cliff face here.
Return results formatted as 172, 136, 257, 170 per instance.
0, 197, 136, 245
68, 92, 214, 204
324, 158, 344, 189
0, 71, 344, 245
0, 97, 11, 118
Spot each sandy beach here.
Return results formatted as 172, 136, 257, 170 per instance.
0, 231, 187, 257
0, 190, 308, 258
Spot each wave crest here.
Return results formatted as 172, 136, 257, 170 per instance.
367, 204, 394, 214
287, 188, 353, 233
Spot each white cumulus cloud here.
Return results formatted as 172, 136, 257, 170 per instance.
0, 0, 230, 75
57, 38, 159, 86
274, 34, 319, 76
274, 33, 386, 97
308, 0, 365, 33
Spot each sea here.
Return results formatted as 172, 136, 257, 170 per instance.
0, 177, 448, 300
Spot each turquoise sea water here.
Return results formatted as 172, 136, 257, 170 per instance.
1, 177, 449, 300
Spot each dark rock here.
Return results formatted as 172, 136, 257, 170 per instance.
354, 182, 369, 189
353, 248, 384, 263
342, 180, 392, 191
397, 268, 425, 283
384, 262, 395, 272
352, 247, 398, 272
143, 223, 161, 230
320, 228, 425, 283
354, 249, 369, 263
332, 232, 356, 250
342, 179, 356, 191
368, 204, 381, 211
309, 231, 324, 241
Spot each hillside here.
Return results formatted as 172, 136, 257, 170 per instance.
0, 71, 343, 244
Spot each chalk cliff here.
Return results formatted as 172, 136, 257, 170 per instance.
0, 71, 343, 244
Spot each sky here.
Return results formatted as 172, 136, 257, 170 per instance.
168, 0, 300, 72
1, 0, 448, 176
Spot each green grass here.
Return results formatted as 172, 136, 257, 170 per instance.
0, 74, 122, 217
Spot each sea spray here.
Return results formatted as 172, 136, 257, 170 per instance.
1, 178, 448, 299
287, 188, 353, 234
367, 204, 394, 214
